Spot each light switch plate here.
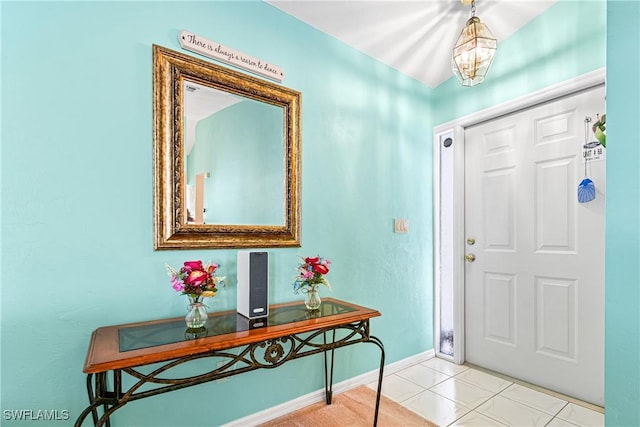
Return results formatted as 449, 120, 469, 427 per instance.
394, 218, 408, 233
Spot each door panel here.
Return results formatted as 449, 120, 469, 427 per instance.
484, 169, 515, 251
535, 276, 576, 360
464, 85, 605, 405
484, 272, 516, 346
535, 157, 576, 251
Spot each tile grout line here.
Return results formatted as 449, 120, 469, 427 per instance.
388, 361, 602, 427
391, 369, 473, 426
543, 402, 572, 427
425, 368, 504, 427
431, 367, 582, 426
443, 390, 505, 427
463, 362, 604, 414
433, 367, 510, 426
496, 386, 571, 419
493, 393, 573, 426
395, 366, 454, 397
385, 373, 428, 404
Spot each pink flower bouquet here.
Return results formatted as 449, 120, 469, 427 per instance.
166, 260, 225, 301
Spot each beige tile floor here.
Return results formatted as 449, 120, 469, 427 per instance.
367, 358, 604, 427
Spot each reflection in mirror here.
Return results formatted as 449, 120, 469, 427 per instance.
153, 45, 301, 249
183, 81, 284, 226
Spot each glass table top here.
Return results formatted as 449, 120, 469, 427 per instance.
118, 300, 356, 352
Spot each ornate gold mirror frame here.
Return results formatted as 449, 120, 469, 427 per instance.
153, 45, 301, 249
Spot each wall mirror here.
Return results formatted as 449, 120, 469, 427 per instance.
153, 45, 301, 249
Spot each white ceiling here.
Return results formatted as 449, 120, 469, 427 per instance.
185, 1, 558, 153
266, 0, 558, 88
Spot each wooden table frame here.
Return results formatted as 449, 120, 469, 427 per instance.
74, 298, 384, 426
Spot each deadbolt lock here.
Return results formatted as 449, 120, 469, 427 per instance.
465, 253, 476, 262
466, 237, 476, 245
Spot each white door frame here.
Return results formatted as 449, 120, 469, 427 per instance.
432, 67, 606, 364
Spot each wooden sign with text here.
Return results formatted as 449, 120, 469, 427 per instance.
178, 30, 285, 82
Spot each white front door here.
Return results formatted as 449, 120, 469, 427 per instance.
464, 85, 606, 405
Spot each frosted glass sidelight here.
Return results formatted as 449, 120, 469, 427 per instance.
439, 136, 455, 357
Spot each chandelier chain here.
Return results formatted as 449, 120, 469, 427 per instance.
471, 0, 476, 17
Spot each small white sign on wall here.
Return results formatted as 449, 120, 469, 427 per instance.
178, 30, 285, 83
583, 141, 605, 162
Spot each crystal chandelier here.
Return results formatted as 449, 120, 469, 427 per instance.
452, 0, 497, 86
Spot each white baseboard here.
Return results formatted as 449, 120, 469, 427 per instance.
224, 349, 436, 427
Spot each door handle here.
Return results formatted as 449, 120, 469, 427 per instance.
465, 253, 476, 262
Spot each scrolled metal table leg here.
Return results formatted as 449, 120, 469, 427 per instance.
88, 374, 99, 426
323, 330, 336, 404
74, 402, 105, 427
366, 335, 385, 427
74, 372, 119, 427
74, 373, 104, 427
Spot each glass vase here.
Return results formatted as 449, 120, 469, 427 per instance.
185, 297, 208, 328
305, 285, 321, 311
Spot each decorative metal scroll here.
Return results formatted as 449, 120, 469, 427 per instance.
74, 321, 378, 427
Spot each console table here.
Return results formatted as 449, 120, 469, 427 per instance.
74, 298, 384, 426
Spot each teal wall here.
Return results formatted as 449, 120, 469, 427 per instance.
0, 1, 432, 426
605, 2, 640, 426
